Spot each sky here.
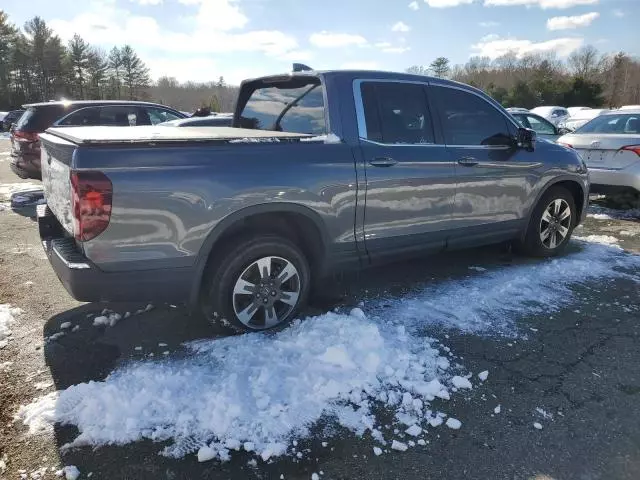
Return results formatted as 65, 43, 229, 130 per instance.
2, 0, 639, 85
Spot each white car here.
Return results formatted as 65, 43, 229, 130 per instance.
561, 109, 610, 132
530, 106, 570, 126
619, 105, 640, 111
567, 106, 591, 117
506, 107, 529, 113
557, 109, 640, 194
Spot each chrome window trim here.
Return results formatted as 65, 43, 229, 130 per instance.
353, 78, 521, 149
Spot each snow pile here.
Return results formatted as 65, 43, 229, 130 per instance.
0, 304, 22, 349
0, 183, 43, 202
587, 213, 613, 220
575, 235, 619, 245
367, 238, 640, 336
18, 309, 461, 462
587, 205, 640, 220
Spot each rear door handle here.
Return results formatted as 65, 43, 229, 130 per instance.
458, 156, 479, 167
369, 157, 398, 167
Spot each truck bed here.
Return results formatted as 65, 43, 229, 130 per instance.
44, 125, 312, 145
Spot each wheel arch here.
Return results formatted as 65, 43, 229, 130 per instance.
521, 176, 587, 241
189, 203, 330, 306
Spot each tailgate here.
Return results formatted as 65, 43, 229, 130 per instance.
39, 133, 76, 235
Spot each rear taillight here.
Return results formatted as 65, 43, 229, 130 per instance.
70, 171, 112, 242
621, 145, 640, 157
558, 142, 573, 149
12, 130, 39, 143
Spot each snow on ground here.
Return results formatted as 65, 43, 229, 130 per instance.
0, 132, 10, 139
366, 237, 640, 336
0, 304, 22, 349
16, 238, 640, 463
587, 204, 640, 220
0, 182, 43, 211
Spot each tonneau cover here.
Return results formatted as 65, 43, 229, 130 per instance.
44, 125, 312, 145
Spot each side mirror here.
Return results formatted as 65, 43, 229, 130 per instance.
557, 127, 571, 135
517, 127, 536, 151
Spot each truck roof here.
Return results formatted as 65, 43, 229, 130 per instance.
43, 125, 312, 145
243, 69, 465, 88
23, 100, 177, 108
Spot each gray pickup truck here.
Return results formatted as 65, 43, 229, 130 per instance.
37, 69, 589, 332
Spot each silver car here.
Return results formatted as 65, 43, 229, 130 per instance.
558, 110, 640, 194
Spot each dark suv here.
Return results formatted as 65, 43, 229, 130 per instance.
2, 109, 25, 131
10, 101, 185, 179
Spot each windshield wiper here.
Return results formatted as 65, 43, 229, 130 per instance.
272, 84, 319, 131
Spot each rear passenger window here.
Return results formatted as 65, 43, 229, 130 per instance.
58, 108, 100, 126
97, 106, 151, 126
360, 82, 434, 144
433, 86, 512, 146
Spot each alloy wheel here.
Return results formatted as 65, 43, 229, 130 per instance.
232, 256, 301, 330
539, 198, 572, 249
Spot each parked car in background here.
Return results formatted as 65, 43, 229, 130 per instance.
160, 114, 233, 127
560, 109, 610, 132
37, 68, 588, 333
558, 110, 640, 194
3, 109, 25, 132
530, 106, 570, 126
506, 107, 529, 114
619, 105, 640, 110
566, 107, 591, 117
510, 111, 570, 141
10, 101, 186, 179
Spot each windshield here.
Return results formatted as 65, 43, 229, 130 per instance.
238, 79, 326, 135
576, 114, 640, 134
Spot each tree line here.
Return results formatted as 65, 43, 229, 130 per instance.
0, 10, 238, 112
408, 47, 640, 109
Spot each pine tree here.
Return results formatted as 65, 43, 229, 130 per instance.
68, 34, 90, 98
108, 46, 122, 99
119, 45, 150, 100
86, 48, 108, 99
429, 57, 450, 78
0, 11, 17, 108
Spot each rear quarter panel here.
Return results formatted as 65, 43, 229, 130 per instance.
74, 142, 359, 272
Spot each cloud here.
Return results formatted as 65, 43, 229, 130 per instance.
391, 21, 411, 32
612, 9, 624, 17
340, 61, 380, 70
480, 33, 500, 41
382, 46, 411, 53
479, 21, 500, 27
484, 0, 598, 8
132, 0, 162, 5
424, 0, 474, 7
546, 12, 599, 30
471, 35, 584, 58
409, 1, 420, 10
309, 31, 367, 48
50, 0, 299, 58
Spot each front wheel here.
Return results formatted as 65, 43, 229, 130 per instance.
517, 186, 576, 257
201, 235, 311, 333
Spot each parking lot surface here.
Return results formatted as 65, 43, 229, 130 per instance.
1, 138, 639, 480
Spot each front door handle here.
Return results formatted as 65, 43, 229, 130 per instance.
369, 157, 398, 167
458, 156, 479, 167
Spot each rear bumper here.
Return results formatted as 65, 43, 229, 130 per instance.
589, 163, 640, 194
10, 153, 42, 180
38, 205, 193, 303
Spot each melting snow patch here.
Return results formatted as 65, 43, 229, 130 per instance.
405, 425, 422, 437
494, 405, 501, 414
63, 466, 80, 480
445, 418, 462, 430
367, 239, 640, 336
533, 422, 543, 430
0, 304, 22, 349
60, 322, 72, 330
575, 235, 619, 245
478, 370, 489, 381
451, 376, 472, 389
391, 440, 408, 452
373, 446, 383, 456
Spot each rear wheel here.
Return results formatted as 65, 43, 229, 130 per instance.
517, 186, 576, 257
201, 234, 311, 333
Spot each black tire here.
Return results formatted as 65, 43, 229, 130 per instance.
517, 186, 576, 257
201, 234, 311, 333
